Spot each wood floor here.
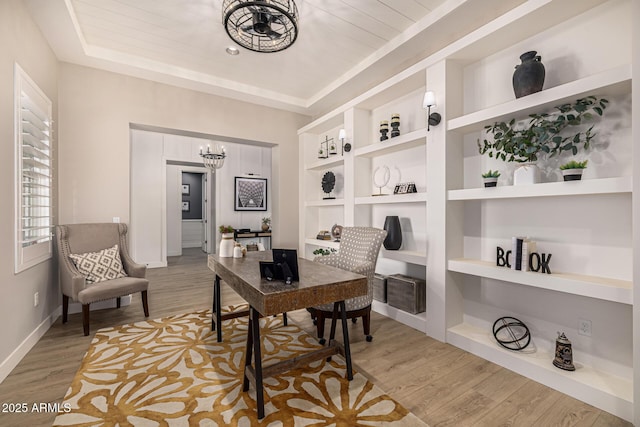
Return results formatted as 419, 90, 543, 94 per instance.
0, 248, 631, 426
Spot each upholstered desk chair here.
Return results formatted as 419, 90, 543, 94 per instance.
55, 223, 149, 336
308, 227, 387, 342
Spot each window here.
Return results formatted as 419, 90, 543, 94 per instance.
14, 64, 53, 273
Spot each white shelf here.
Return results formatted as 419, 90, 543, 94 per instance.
380, 249, 427, 266
355, 192, 427, 205
448, 259, 632, 305
447, 65, 631, 134
447, 322, 633, 421
354, 128, 427, 158
371, 300, 426, 333
304, 238, 340, 250
305, 156, 345, 171
448, 176, 632, 201
304, 199, 345, 207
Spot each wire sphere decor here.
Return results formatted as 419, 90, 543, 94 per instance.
222, 0, 299, 53
492, 316, 531, 351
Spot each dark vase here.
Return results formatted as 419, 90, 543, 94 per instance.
383, 216, 402, 250
512, 51, 545, 98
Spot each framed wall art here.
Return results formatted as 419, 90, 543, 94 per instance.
181, 201, 190, 212
234, 177, 267, 211
181, 184, 190, 195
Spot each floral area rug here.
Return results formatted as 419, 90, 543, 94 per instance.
53, 307, 427, 426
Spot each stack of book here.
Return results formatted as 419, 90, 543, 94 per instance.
511, 237, 536, 272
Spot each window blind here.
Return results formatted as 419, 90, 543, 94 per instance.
15, 64, 53, 273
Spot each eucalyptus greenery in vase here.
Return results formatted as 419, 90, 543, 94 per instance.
477, 96, 608, 184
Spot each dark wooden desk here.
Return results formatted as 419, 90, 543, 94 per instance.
207, 252, 367, 419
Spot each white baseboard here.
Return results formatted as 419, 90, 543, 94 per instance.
181, 242, 201, 248
0, 306, 62, 384
146, 261, 168, 269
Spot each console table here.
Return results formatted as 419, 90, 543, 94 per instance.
233, 230, 272, 249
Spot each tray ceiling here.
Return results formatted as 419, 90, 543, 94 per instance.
26, 0, 524, 115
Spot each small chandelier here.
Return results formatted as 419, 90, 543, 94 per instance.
200, 144, 226, 172
222, 0, 299, 53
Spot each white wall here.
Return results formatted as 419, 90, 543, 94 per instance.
131, 129, 272, 266
0, 0, 60, 382
58, 63, 308, 251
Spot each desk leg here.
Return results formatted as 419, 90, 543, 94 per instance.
213, 275, 222, 342
242, 313, 253, 392
249, 306, 265, 419
339, 300, 354, 381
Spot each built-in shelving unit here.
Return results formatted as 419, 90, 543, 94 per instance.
371, 300, 427, 333
448, 258, 632, 305
298, 0, 637, 422
381, 249, 427, 266
305, 156, 345, 171
304, 238, 340, 250
446, 322, 633, 421
355, 192, 427, 205
304, 199, 345, 207
448, 176, 632, 200
447, 65, 631, 134
354, 128, 427, 158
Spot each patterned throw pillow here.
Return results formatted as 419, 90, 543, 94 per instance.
69, 244, 128, 284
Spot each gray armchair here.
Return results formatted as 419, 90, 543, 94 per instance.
55, 223, 149, 335
308, 227, 386, 342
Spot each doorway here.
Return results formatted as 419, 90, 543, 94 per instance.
181, 171, 205, 251
166, 164, 213, 256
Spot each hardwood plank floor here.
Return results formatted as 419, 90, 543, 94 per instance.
0, 248, 631, 426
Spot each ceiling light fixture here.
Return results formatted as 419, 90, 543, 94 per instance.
222, 0, 299, 53
226, 46, 240, 55
200, 144, 226, 172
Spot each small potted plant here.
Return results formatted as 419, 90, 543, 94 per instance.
477, 96, 608, 185
313, 248, 336, 256
482, 170, 500, 187
261, 217, 271, 231
559, 159, 588, 181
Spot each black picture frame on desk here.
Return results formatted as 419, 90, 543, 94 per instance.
260, 249, 299, 284
235, 177, 267, 211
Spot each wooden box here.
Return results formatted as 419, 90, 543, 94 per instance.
387, 274, 426, 314
373, 274, 387, 302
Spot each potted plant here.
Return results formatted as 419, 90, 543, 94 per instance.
482, 170, 500, 187
478, 96, 608, 184
261, 217, 271, 231
559, 159, 588, 181
218, 225, 235, 257
313, 248, 336, 256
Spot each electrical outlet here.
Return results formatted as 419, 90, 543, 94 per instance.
112, 217, 120, 223
34, 292, 39, 307
578, 318, 592, 336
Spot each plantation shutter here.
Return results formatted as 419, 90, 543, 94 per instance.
15, 63, 53, 273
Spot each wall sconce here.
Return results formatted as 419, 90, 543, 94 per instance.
422, 91, 441, 131
339, 129, 351, 154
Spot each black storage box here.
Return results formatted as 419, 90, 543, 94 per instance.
387, 274, 426, 314
373, 274, 387, 302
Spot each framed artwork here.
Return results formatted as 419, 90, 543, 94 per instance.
181, 184, 190, 195
235, 177, 267, 211
181, 201, 190, 212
